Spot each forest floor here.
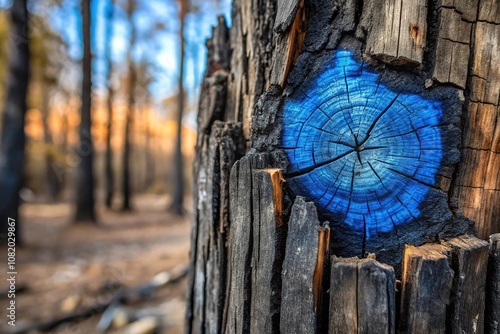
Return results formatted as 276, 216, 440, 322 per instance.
0, 194, 191, 334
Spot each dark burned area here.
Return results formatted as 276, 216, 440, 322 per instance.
251, 39, 472, 271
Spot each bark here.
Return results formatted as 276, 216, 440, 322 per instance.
74, 0, 96, 223
0, 0, 30, 242
104, 0, 115, 209
187, 0, 500, 332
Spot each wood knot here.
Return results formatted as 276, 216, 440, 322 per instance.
409, 23, 423, 49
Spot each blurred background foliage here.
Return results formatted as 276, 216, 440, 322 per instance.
0, 0, 230, 205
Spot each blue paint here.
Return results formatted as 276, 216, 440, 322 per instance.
281, 50, 444, 238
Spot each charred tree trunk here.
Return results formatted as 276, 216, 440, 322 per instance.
74, 0, 96, 223
169, 0, 187, 215
0, 0, 30, 243
104, 0, 115, 209
121, 0, 137, 211
187, 0, 500, 333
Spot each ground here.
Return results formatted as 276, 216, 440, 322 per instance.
0, 194, 191, 334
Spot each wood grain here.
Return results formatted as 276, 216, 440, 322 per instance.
329, 257, 396, 334
432, 7, 474, 88
442, 235, 489, 334
249, 169, 283, 333
358, 0, 427, 65
453, 0, 500, 239
400, 244, 453, 334
280, 197, 320, 334
486, 234, 500, 334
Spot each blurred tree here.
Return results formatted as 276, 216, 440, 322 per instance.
0, 11, 9, 112
135, 59, 154, 190
121, 0, 137, 211
169, 0, 187, 215
29, 11, 68, 201
168, 0, 222, 215
0, 0, 30, 242
74, 0, 96, 223
104, 0, 115, 208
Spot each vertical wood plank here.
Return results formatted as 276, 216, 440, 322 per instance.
329, 257, 359, 333
249, 169, 283, 334
357, 260, 396, 334
204, 123, 243, 334
442, 235, 489, 334
329, 257, 396, 334
225, 153, 274, 334
486, 234, 500, 334
400, 244, 453, 334
225, 157, 254, 334
280, 196, 320, 334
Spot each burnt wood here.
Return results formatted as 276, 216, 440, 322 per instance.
443, 235, 489, 334
329, 256, 396, 334
400, 244, 453, 333
487, 234, 500, 334
280, 196, 320, 334
186, 0, 500, 333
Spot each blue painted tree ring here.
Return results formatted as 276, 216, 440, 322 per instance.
281, 50, 446, 239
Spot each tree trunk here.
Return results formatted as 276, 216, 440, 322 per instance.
0, 0, 30, 243
121, 0, 137, 211
104, 0, 115, 209
74, 0, 96, 223
169, 0, 187, 215
186, 0, 500, 333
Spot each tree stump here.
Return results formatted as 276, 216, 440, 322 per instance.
186, 0, 500, 333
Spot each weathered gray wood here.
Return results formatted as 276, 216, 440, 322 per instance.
400, 244, 453, 334
225, 153, 270, 334
225, 157, 254, 334
329, 257, 396, 334
280, 196, 320, 334
204, 122, 244, 334
185, 18, 241, 334
274, 0, 301, 34
442, 235, 489, 334
270, 1, 305, 87
479, 0, 500, 23
432, 6, 474, 88
329, 257, 359, 333
188, 122, 244, 334
226, 0, 276, 138
357, 260, 396, 334
357, 0, 427, 65
486, 234, 500, 334
250, 168, 285, 334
